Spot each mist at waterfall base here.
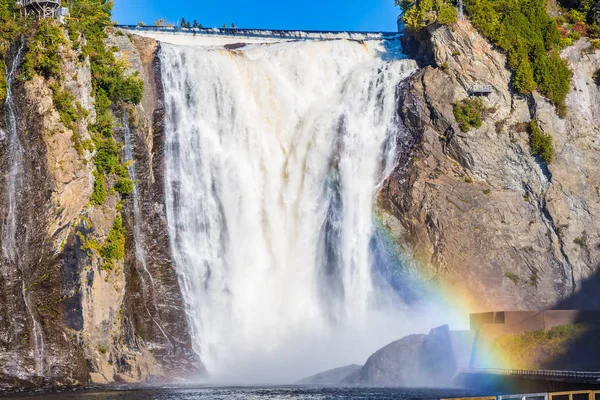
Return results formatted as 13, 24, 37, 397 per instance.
159, 38, 466, 384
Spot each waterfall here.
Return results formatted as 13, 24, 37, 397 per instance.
1, 39, 45, 375
123, 114, 151, 283
161, 39, 419, 381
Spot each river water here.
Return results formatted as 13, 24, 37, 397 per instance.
4, 386, 485, 399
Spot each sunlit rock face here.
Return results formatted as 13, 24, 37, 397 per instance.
383, 20, 600, 312
0, 31, 197, 389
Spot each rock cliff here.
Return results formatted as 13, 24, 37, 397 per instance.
297, 325, 474, 387
0, 28, 198, 389
380, 20, 600, 311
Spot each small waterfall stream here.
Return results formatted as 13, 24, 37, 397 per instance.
1, 39, 45, 375
123, 113, 151, 283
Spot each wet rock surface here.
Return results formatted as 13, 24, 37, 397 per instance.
0, 30, 198, 388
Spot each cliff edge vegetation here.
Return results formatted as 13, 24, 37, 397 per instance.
399, 0, 600, 118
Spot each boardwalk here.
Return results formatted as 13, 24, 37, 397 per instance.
460, 368, 600, 384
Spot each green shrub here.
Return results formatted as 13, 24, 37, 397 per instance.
91, 171, 107, 205
0, 61, 6, 102
114, 177, 134, 195
50, 83, 82, 128
94, 138, 121, 175
529, 119, 554, 164
66, 0, 143, 209
453, 98, 485, 132
399, 0, 458, 32
100, 213, 125, 261
0, 0, 27, 91
22, 19, 66, 81
464, 0, 572, 116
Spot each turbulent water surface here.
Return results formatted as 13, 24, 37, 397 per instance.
159, 37, 448, 382
6, 386, 484, 399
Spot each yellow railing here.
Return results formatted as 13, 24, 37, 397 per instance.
443, 392, 600, 400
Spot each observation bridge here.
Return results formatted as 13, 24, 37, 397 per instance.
455, 369, 600, 392
116, 25, 401, 47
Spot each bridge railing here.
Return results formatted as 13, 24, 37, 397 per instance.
116, 25, 401, 41
460, 368, 600, 380
443, 391, 600, 400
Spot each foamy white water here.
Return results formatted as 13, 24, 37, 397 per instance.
161, 39, 428, 382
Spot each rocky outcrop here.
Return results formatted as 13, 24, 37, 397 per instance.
0, 28, 198, 389
298, 326, 473, 387
297, 364, 362, 385
381, 20, 600, 311
347, 325, 473, 386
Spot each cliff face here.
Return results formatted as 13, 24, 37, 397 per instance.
0, 29, 197, 389
380, 20, 600, 311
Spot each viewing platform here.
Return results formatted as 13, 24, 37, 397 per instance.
455, 369, 600, 393
460, 369, 600, 384
18, 0, 68, 21
469, 84, 494, 96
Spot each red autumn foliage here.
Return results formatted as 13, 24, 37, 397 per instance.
573, 21, 588, 37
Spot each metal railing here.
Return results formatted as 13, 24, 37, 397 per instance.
443, 391, 600, 400
115, 25, 401, 42
461, 368, 600, 380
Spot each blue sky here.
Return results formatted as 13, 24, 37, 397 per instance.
113, 0, 400, 32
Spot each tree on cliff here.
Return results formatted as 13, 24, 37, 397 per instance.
397, 0, 458, 31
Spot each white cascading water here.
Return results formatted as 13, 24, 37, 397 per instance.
123, 114, 151, 282
1, 39, 44, 375
161, 39, 423, 382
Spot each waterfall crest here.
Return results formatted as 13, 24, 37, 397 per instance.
161, 39, 418, 381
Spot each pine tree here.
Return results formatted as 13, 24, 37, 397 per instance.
222, 23, 227, 29
180, 17, 187, 28
193, 19, 199, 28
231, 22, 236, 28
